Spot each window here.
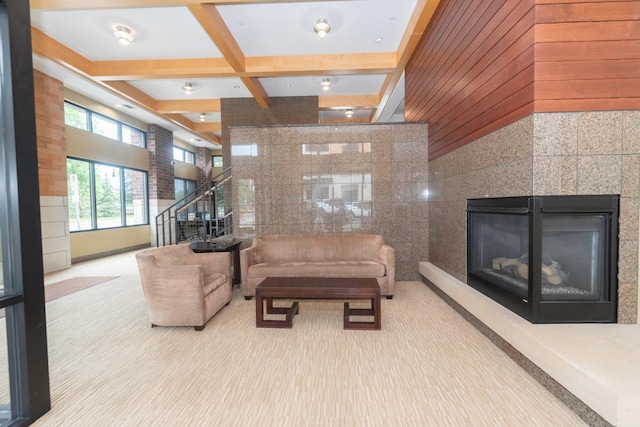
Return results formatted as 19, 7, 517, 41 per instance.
64, 102, 88, 130
91, 114, 118, 140
63, 102, 146, 148
173, 146, 196, 164
213, 155, 223, 168
67, 158, 148, 231
121, 124, 145, 148
175, 178, 197, 201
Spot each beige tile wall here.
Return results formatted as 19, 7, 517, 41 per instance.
230, 122, 429, 281
428, 112, 640, 323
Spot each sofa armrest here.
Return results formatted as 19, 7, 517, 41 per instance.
377, 244, 395, 282
240, 246, 259, 294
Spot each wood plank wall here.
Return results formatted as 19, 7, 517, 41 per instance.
534, 0, 640, 112
405, 0, 535, 160
405, 0, 640, 160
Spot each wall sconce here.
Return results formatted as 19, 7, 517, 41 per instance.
314, 18, 330, 39
182, 83, 194, 95
114, 25, 134, 46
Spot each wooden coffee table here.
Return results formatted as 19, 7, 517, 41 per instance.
255, 277, 381, 330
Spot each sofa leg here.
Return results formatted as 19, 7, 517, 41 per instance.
386, 295, 393, 299
151, 323, 157, 328
194, 325, 205, 331
244, 296, 253, 300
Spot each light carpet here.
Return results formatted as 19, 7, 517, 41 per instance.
13, 251, 587, 426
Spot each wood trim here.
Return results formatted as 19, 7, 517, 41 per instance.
536, 2, 640, 23
535, 21, 640, 42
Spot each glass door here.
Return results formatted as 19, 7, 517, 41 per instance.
0, 1, 51, 424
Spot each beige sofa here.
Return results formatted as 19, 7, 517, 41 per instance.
135, 244, 232, 331
240, 233, 395, 299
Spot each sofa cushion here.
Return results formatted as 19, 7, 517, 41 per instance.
248, 261, 386, 278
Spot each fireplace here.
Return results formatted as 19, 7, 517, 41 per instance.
467, 195, 619, 323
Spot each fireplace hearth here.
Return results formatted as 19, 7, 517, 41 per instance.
467, 195, 619, 323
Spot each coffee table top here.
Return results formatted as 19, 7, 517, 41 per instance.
257, 277, 379, 293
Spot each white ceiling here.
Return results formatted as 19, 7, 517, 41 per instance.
29, 0, 423, 149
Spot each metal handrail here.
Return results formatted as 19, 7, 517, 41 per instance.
155, 166, 232, 246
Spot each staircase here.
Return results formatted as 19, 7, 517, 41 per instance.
155, 167, 233, 246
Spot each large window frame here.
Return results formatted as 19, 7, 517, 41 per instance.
173, 146, 195, 165
67, 157, 149, 232
64, 101, 146, 148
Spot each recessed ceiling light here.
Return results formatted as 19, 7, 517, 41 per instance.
345, 109, 354, 118
285, 84, 292, 88
321, 78, 331, 91
234, 85, 241, 89
375, 37, 383, 43
199, 113, 206, 122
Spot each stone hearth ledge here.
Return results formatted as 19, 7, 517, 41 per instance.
420, 261, 640, 427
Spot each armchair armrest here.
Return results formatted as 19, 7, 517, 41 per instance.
182, 251, 232, 283
146, 265, 207, 313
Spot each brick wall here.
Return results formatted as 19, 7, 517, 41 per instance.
33, 70, 66, 197
147, 124, 174, 200
196, 147, 212, 187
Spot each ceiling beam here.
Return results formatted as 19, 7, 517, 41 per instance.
188, 3, 269, 108
370, 0, 441, 122
319, 95, 380, 110
194, 122, 222, 132
31, 27, 93, 77
89, 52, 396, 80
30, 0, 343, 9
102, 81, 158, 111
157, 99, 221, 114
92, 58, 235, 81
245, 53, 397, 76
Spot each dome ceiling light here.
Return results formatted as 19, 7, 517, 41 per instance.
182, 82, 194, 95
314, 18, 330, 39
113, 25, 134, 46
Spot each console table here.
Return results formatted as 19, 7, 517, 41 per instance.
190, 240, 242, 285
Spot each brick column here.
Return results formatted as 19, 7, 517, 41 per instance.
147, 124, 174, 245
196, 147, 212, 187
34, 70, 70, 272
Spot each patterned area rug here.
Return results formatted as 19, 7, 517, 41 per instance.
45, 276, 119, 302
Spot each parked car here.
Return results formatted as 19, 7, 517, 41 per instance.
345, 201, 372, 217
318, 199, 346, 216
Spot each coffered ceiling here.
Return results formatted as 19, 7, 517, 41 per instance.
30, 0, 439, 148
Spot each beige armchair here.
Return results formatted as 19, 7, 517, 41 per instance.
135, 244, 232, 331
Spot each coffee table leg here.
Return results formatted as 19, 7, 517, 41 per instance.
343, 295, 381, 330
256, 295, 299, 328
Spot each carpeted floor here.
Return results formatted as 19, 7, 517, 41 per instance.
2, 251, 587, 426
